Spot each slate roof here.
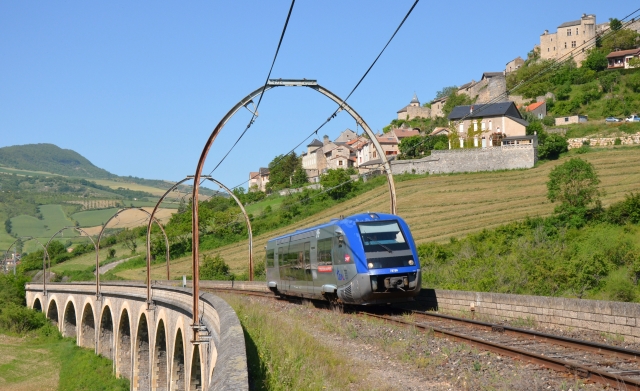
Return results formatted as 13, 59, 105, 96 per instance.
259, 167, 269, 175
558, 19, 581, 28
448, 101, 522, 120
397, 105, 410, 113
508, 116, 529, 127
410, 93, 420, 104
307, 139, 323, 147
482, 72, 504, 79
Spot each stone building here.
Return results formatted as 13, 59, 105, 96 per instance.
396, 93, 431, 120
301, 139, 326, 183
505, 56, 525, 73
248, 167, 270, 192
525, 101, 547, 119
540, 14, 597, 65
448, 102, 528, 148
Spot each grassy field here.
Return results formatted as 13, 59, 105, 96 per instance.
9, 205, 79, 253
116, 146, 640, 279
72, 208, 120, 227
91, 179, 168, 196
244, 195, 285, 215
0, 165, 63, 177
51, 239, 143, 274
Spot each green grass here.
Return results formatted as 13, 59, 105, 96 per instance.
0, 165, 63, 177
563, 121, 640, 139
72, 208, 120, 227
9, 204, 80, 252
51, 239, 143, 275
244, 195, 285, 215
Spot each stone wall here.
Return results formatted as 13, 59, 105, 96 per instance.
412, 289, 640, 342
567, 132, 640, 149
390, 145, 537, 175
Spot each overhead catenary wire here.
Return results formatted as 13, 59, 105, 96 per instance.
230, 0, 420, 191
205, 0, 296, 180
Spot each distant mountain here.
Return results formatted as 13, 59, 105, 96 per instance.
0, 143, 115, 179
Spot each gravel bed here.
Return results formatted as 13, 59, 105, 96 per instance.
238, 295, 607, 390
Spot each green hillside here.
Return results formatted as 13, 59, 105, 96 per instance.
0, 143, 114, 179
115, 146, 640, 280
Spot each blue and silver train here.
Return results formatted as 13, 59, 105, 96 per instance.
265, 213, 421, 305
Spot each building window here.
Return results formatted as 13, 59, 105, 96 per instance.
473, 122, 477, 131
338, 160, 343, 166
459, 123, 464, 133
576, 28, 579, 35
564, 42, 567, 49
489, 120, 492, 131
571, 41, 576, 48
567, 29, 571, 36
481, 122, 486, 131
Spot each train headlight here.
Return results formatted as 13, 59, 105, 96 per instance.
408, 259, 415, 266
367, 262, 374, 269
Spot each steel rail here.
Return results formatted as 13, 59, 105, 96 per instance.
365, 312, 640, 391
410, 310, 640, 362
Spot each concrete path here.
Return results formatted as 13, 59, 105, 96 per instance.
95, 256, 137, 275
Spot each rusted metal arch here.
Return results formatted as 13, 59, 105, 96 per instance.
96, 207, 170, 298
145, 176, 254, 301
146, 176, 193, 300
45, 226, 97, 283
3, 236, 50, 294
189, 79, 396, 329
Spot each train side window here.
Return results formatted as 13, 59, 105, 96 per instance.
317, 238, 332, 266
266, 248, 275, 268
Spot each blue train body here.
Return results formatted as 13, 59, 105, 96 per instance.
265, 213, 421, 305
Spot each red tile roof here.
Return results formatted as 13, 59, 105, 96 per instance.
606, 48, 640, 58
526, 101, 545, 111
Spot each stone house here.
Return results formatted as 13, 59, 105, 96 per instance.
525, 101, 547, 119
539, 14, 598, 65
430, 96, 447, 118
448, 101, 528, 148
334, 128, 358, 143
249, 167, 270, 192
505, 56, 524, 73
555, 115, 588, 126
607, 48, 640, 70
387, 127, 420, 142
323, 141, 355, 170
396, 93, 431, 120
301, 139, 326, 183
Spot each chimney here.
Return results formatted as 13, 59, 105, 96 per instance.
544, 29, 548, 35
470, 105, 474, 114
323, 135, 330, 145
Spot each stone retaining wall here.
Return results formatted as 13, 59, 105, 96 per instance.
413, 289, 640, 342
391, 146, 536, 175
568, 132, 640, 149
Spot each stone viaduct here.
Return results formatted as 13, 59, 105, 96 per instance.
25, 281, 248, 391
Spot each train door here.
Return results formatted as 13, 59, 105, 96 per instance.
333, 230, 355, 286
315, 236, 335, 294
302, 241, 312, 293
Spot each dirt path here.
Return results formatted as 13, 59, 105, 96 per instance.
95, 256, 136, 275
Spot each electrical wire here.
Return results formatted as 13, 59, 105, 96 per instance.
230, 0, 420, 191
206, 0, 296, 179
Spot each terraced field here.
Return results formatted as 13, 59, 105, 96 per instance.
112, 147, 640, 279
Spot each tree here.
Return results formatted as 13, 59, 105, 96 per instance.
609, 18, 622, 32
107, 248, 116, 259
121, 229, 138, 254
547, 158, 601, 225
442, 92, 474, 117
291, 166, 308, 188
434, 86, 458, 100
266, 153, 300, 191
600, 28, 640, 53
581, 49, 608, 72
398, 135, 426, 159
320, 169, 356, 200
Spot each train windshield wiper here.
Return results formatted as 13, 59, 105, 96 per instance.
364, 235, 392, 253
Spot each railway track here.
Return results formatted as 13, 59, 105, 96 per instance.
206, 286, 640, 390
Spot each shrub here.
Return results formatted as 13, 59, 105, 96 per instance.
200, 254, 234, 280
0, 302, 48, 333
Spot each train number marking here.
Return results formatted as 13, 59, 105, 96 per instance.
336, 270, 345, 281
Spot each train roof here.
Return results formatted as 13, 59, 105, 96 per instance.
267, 213, 403, 242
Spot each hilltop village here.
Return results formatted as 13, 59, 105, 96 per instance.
250, 13, 640, 193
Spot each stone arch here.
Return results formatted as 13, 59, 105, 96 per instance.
134, 312, 150, 391
189, 344, 202, 391
32, 297, 42, 312
98, 305, 114, 359
46, 299, 59, 326
153, 319, 168, 391
170, 328, 185, 391
117, 308, 132, 380
63, 300, 77, 338
80, 302, 96, 349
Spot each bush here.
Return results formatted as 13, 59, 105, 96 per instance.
538, 134, 568, 160
200, 254, 234, 280
0, 302, 49, 334
606, 193, 640, 225
628, 72, 640, 93
542, 115, 555, 126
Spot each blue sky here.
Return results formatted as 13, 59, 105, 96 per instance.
0, 1, 635, 190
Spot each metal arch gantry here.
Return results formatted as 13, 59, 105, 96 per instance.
189, 79, 397, 330
3, 236, 50, 294
95, 207, 170, 301
145, 175, 254, 284
45, 226, 98, 279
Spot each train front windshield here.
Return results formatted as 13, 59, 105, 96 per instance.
357, 221, 410, 252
